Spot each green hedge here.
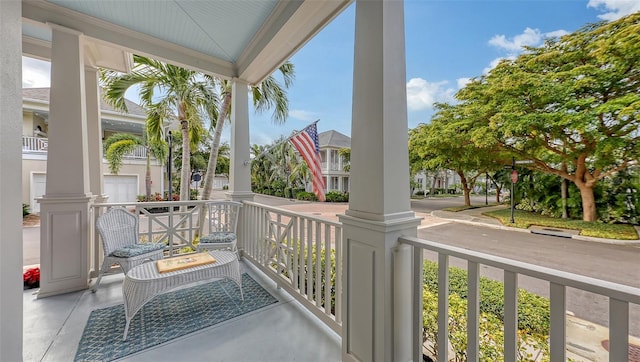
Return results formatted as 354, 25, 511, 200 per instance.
423, 260, 550, 335
325, 191, 349, 202
296, 191, 318, 201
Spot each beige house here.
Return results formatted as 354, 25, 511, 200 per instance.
22, 87, 164, 212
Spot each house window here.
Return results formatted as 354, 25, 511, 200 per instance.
331, 177, 339, 191
321, 150, 327, 170
330, 150, 340, 171
342, 177, 349, 193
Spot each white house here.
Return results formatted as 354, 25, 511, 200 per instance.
319, 129, 350, 193
22, 87, 165, 212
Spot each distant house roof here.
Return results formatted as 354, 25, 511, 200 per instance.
22, 87, 147, 117
319, 130, 351, 149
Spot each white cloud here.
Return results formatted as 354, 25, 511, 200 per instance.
482, 56, 518, 75
489, 28, 568, 53
588, 0, 640, 20
22, 57, 51, 88
288, 109, 318, 122
456, 77, 471, 89
406, 78, 457, 110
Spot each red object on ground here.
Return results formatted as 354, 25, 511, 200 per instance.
23, 267, 40, 288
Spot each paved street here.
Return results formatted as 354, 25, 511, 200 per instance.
418, 222, 640, 337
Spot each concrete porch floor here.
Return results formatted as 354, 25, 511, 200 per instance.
23, 261, 341, 362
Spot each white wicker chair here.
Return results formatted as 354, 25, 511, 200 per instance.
91, 207, 165, 292
197, 201, 242, 255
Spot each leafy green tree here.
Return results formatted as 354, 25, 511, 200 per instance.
338, 148, 351, 172
457, 13, 640, 221
103, 133, 167, 201
200, 62, 295, 201
250, 144, 273, 191
101, 55, 217, 202
409, 103, 509, 206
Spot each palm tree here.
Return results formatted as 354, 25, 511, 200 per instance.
101, 55, 218, 202
200, 62, 295, 201
103, 132, 167, 201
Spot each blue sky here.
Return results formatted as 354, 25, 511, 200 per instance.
22, 0, 640, 146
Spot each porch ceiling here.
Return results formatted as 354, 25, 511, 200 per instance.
21, 0, 352, 84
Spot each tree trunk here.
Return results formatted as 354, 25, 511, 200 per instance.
145, 150, 152, 201
458, 171, 471, 206
430, 172, 437, 196
179, 101, 190, 203
560, 162, 568, 218
197, 92, 231, 237
561, 178, 568, 219
576, 182, 597, 222
202, 92, 232, 201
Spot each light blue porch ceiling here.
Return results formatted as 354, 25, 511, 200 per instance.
21, 0, 352, 84
48, 0, 278, 63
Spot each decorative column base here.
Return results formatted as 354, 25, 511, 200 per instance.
339, 213, 421, 362
38, 194, 95, 298
225, 191, 254, 203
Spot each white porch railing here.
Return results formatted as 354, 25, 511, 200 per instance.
88, 199, 640, 360
90, 201, 209, 277
399, 235, 640, 362
239, 201, 343, 334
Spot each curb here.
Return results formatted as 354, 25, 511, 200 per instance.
430, 211, 640, 246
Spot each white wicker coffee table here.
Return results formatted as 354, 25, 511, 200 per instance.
122, 250, 242, 340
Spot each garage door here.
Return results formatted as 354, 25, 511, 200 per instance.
30, 174, 139, 212
104, 175, 138, 203
31, 173, 46, 213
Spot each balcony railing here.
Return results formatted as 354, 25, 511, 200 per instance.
22, 135, 48, 152
88, 199, 640, 360
22, 136, 148, 158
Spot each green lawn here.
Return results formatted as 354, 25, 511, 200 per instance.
484, 208, 639, 240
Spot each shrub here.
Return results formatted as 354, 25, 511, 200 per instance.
415, 190, 425, 196
22, 203, 30, 217
325, 191, 349, 202
423, 260, 550, 335
296, 191, 318, 201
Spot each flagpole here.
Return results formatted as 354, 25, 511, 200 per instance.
251, 119, 319, 162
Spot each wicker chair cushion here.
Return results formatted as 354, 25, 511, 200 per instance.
200, 232, 237, 244
111, 243, 165, 258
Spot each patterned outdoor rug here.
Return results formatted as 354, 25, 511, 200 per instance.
75, 273, 278, 362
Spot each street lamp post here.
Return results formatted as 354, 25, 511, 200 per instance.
510, 158, 515, 223
506, 158, 534, 223
485, 172, 489, 206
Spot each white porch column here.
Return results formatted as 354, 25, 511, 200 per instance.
85, 66, 108, 204
84, 66, 107, 278
226, 79, 253, 202
38, 24, 95, 297
0, 0, 24, 359
339, 1, 420, 361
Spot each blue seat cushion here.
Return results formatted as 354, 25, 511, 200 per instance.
200, 232, 237, 244
110, 243, 165, 258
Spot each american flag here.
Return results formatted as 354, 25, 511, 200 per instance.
290, 122, 326, 201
